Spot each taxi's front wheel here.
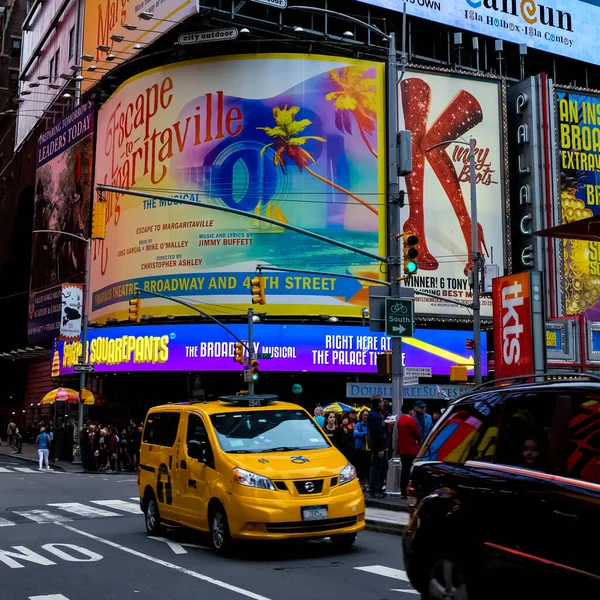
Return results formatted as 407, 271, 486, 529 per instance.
210, 504, 232, 554
330, 533, 357, 552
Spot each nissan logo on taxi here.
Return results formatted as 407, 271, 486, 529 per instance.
492, 272, 534, 379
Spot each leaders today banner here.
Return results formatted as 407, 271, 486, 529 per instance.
398, 71, 506, 317
90, 54, 386, 321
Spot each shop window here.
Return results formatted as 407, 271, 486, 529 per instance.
11, 37, 21, 58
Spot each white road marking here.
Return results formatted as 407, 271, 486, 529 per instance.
0, 467, 11, 473
150, 537, 188, 555
14, 467, 37, 473
29, 595, 70, 600
90, 500, 142, 514
58, 523, 273, 600
14, 510, 73, 524
354, 565, 411, 582
391, 589, 419, 595
0, 518, 15, 527
47, 503, 122, 519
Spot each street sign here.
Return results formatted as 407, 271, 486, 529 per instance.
250, 0, 287, 7
178, 28, 238, 45
405, 367, 432, 378
404, 375, 419, 386
73, 364, 94, 373
243, 366, 252, 383
256, 353, 272, 359
385, 298, 414, 337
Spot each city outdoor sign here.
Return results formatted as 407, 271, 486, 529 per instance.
178, 29, 239, 45
356, 0, 599, 66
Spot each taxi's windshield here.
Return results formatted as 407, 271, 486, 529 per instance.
209, 410, 329, 453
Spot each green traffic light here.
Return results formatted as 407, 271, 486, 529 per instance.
406, 261, 418, 274
252, 373, 259, 381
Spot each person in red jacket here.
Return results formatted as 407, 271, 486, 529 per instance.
397, 404, 422, 498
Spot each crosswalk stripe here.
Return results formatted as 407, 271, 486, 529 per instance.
29, 595, 71, 600
47, 502, 122, 518
0, 517, 16, 527
14, 467, 37, 473
0, 467, 11, 473
14, 510, 73, 524
90, 500, 142, 514
354, 565, 411, 582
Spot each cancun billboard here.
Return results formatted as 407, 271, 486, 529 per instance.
398, 71, 506, 317
357, 0, 597, 67
90, 54, 386, 321
56, 323, 486, 376
557, 89, 600, 319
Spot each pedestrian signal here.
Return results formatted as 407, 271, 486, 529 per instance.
250, 276, 266, 305
403, 232, 419, 275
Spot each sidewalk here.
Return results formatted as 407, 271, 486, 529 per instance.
0, 443, 82, 472
365, 507, 409, 535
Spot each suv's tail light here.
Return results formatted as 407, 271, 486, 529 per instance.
137, 466, 140, 486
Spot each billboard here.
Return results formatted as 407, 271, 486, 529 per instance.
398, 71, 506, 316
28, 103, 95, 343
90, 54, 386, 321
357, 0, 597, 67
557, 89, 600, 319
81, 0, 196, 92
492, 272, 533, 379
56, 323, 487, 376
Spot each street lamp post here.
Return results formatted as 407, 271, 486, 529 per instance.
33, 229, 92, 463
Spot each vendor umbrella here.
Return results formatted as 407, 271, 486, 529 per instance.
322, 402, 354, 414
41, 387, 95, 405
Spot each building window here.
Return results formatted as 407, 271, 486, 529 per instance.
68, 26, 75, 60
9, 70, 19, 91
54, 49, 59, 78
11, 37, 21, 58
49, 57, 54, 80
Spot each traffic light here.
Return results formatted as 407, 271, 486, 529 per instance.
250, 276, 266, 305
91, 200, 107, 240
250, 359, 259, 381
128, 296, 141, 322
403, 232, 419, 275
234, 342, 244, 364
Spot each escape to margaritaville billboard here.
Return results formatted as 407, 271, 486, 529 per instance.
90, 54, 386, 321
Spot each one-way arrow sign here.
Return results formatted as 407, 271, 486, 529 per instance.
73, 364, 94, 373
392, 325, 406, 334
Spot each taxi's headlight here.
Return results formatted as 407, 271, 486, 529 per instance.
339, 462, 357, 485
233, 467, 275, 491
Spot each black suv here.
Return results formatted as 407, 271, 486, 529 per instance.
402, 375, 600, 600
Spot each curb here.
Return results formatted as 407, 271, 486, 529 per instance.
364, 497, 410, 513
365, 518, 406, 536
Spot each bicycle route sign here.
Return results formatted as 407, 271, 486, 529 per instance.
385, 298, 414, 338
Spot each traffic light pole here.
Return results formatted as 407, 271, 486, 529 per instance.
247, 307, 254, 395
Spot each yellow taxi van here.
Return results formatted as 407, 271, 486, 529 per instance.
138, 394, 365, 552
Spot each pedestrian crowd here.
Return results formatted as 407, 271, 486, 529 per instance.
314, 395, 442, 499
78, 420, 142, 473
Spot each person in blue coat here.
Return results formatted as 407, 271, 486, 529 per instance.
413, 400, 433, 443
36, 427, 50, 472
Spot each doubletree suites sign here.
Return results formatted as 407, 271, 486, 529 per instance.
356, 0, 600, 66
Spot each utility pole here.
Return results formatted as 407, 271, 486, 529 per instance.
247, 307, 254, 395
469, 138, 482, 385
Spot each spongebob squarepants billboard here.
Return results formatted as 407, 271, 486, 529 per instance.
90, 54, 386, 321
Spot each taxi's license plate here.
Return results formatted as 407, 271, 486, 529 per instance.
302, 505, 328, 521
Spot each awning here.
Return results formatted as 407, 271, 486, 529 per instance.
534, 216, 600, 241
0, 347, 50, 361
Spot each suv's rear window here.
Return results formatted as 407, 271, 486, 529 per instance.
143, 412, 180, 447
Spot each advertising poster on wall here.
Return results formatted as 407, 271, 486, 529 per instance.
91, 54, 386, 321
59, 283, 84, 341
398, 71, 506, 317
557, 89, 600, 319
81, 0, 196, 92
28, 103, 95, 343
57, 323, 486, 376
357, 0, 594, 66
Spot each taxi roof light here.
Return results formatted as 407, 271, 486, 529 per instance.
218, 394, 278, 407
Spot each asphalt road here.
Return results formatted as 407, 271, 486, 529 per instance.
0, 456, 416, 600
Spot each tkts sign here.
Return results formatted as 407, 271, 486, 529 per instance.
492, 271, 539, 378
